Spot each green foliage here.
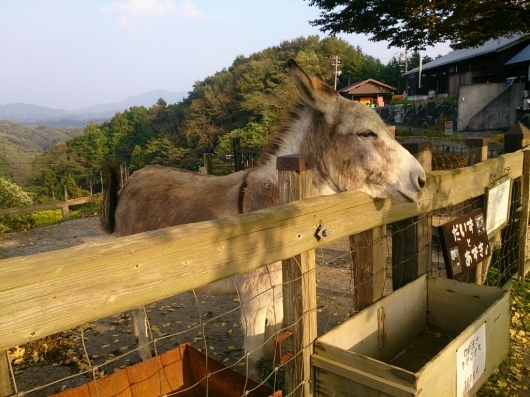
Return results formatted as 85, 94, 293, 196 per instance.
215, 111, 275, 156
32, 210, 63, 227
307, 0, 530, 51
0, 121, 83, 185
0, 177, 34, 233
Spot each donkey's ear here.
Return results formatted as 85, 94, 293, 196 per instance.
286, 59, 338, 115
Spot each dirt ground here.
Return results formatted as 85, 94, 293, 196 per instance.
1, 217, 358, 396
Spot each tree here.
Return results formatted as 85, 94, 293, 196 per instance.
306, 0, 530, 50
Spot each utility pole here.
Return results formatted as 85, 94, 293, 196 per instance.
331, 55, 342, 90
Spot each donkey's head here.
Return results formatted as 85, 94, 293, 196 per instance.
286, 59, 426, 202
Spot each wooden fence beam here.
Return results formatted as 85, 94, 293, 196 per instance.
392, 141, 432, 291
277, 154, 316, 397
0, 150, 525, 352
0, 195, 100, 217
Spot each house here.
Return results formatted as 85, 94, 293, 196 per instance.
402, 35, 530, 132
338, 79, 397, 107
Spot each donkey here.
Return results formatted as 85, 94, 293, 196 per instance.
101, 59, 426, 379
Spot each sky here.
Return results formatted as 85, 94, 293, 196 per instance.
0, 0, 452, 110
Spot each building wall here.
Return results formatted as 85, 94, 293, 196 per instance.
468, 82, 525, 131
457, 83, 509, 131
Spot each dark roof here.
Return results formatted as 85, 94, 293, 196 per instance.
505, 43, 530, 65
338, 79, 397, 93
403, 34, 530, 75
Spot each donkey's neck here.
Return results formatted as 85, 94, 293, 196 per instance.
251, 110, 339, 199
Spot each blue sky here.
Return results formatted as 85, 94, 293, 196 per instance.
0, 0, 452, 109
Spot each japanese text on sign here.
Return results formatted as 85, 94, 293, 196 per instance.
457, 323, 486, 396
439, 209, 491, 279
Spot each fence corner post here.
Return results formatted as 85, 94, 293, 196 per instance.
392, 141, 432, 291
277, 154, 316, 397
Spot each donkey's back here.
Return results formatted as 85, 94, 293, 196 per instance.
102, 164, 246, 237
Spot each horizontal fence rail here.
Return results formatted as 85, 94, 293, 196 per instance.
0, 149, 525, 352
0, 195, 100, 217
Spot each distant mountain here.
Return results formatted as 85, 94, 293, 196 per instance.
0, 89, 188, 126
74, 89, 188, 114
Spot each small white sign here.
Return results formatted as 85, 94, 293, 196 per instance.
457, 323, 486, 396
485, 177, 511, 235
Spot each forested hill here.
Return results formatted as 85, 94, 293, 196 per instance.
0, 121, 83, 185
11, 35, 428, 201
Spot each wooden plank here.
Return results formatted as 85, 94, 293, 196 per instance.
426, 276, 508, 336
0, 195, 99, 217
0, 151, 525, 351
313, 342, 416, 389
0, 351, 13, 397
317, 275, 427, 363
312, 355, 416, 397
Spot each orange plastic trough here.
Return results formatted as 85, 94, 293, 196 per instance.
49, 343, 281, 397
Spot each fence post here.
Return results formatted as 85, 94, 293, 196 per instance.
62, 185, 69, 221
519, 150, 530, 279
233, 136, 242, 172
347, 126, 398, 310
349, 227, 387, 310
392, 141, 432, 290
503, 123, 530, 281
466, 138, 489, 284
277, 155, 316, 397
203, 153, 213, 175
0, 351, 13, 397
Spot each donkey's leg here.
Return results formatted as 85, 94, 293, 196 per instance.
132, 307, 153, 361
242, 305, 269, 380
264, 284, 283, 352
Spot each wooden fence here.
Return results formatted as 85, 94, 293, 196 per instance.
2, 145, 530, 395
0, 123, 530, 395
0, 195, 100, 221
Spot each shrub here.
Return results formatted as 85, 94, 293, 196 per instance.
0, 178, 34, 233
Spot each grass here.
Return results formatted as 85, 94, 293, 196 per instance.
477, 276, 530, 396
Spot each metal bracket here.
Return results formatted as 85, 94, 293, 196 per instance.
274, 330, 294, 365
315, 224, 330, 241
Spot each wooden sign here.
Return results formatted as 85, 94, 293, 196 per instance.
438, 209, 491, 279
485, 176, 512, 235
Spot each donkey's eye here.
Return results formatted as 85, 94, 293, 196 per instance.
358, 130, 377, 138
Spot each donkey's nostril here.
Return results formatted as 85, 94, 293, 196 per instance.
418, 176, 426, 189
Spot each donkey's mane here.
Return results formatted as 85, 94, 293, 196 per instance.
257, 102, 305, 165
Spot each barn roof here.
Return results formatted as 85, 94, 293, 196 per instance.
339, 79, 397, 93
403, 34, 530, 75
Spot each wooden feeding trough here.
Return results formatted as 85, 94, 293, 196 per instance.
312, 275, 510, 397
50, 343, 281, 397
